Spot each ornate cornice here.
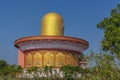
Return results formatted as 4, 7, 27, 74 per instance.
15, 36, 89, 53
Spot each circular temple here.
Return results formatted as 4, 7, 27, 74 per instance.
14, 12, 89, 68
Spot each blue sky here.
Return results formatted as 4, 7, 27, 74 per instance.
0, 0, 119, 64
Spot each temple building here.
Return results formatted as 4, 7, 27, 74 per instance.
14, 12, 89, 69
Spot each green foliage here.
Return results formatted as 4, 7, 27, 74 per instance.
60, 65, 83, 79
0, 60, 8, 75
97, 4, 120, 58
0, 61, 23, 79
0, 54, 120, 80
0, 60, 8, 69
87, 51, 120, 80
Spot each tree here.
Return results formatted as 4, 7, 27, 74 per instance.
87, 51, 120, 80
97, 4, 120, 58
0, 60, 8, 75
0, 60, 8, 69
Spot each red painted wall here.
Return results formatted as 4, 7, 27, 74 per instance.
18, 49, 25, 68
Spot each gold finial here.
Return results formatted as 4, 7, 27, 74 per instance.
41, 12, 64, 36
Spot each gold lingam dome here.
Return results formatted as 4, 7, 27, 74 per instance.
41, 12, 64, 36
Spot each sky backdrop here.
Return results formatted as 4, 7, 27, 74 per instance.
0, 0, 120, 64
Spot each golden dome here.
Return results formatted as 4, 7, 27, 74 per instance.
41, 12, 64, 36
41, 12, 63, 22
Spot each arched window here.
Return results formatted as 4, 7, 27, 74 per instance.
56, 52, 65, 67
44, 52, 54, 66
33, 52, 42, 67
26, 53, 32, 67
66, 53, 75, 65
